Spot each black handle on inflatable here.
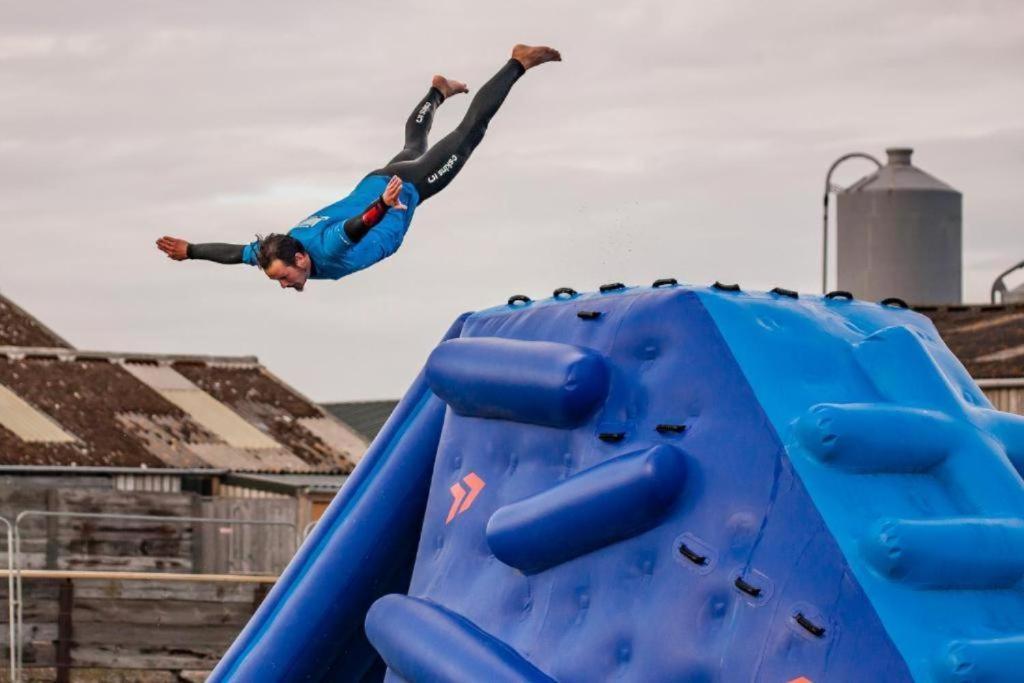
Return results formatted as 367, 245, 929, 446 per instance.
507, 295, 532, 306
656, 423, 687, 434
678, 542, 708, 566
652, 278, 678, 288
599, 282, 626, 293
880, 297, 909, 309
598, 432, 625, 442
553, 287, 578, 299
794, 612, 826, 638
734, 576, 762, 597
770, 287, 799, 299
577, 311, 602, 320
712, 281, 741, 292
826, 290, 854, 300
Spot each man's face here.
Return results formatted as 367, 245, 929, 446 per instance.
264, 254, 311, 292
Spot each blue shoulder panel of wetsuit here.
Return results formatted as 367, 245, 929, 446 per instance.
238, 174, 421, 279
241, 241, 257, 266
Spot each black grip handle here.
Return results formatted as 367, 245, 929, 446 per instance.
656, 423, 687, 434
734, 576, 762, 598
598, 432, 625, 443
678, 542, 708, 566
599, 282, 626, 293
507, 294, 531, 306
794, 612, 826, 638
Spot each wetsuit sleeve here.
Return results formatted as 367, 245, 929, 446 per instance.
186, 243, 248, 264
342, 196, 390, 245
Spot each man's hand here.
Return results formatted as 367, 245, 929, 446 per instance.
156, 236, 190, 261
382, 175, 407, 211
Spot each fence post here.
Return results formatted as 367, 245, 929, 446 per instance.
44, 490, 59, 570
55, 579, 72, 683
1, 516, 15, 681
252, 582, 270, 612
190, 497, 204, 574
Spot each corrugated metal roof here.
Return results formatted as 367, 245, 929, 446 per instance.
121, 362, 282, 450
916, 303, 1024, 379
121, 363, 200, 390
161, 388, 281, 449
122, 360, 284, 450
297, 416, 367, 460
0, 352, 353, 472
975, 344, 1024, 364
0, 383, 77, 443
175, 364, 359, 471
115, 412, 212, 468
0, 293, 356, 472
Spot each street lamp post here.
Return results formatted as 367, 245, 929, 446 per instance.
822, 153, 882, 293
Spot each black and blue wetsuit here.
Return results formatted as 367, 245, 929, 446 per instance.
187, 59, 526, 280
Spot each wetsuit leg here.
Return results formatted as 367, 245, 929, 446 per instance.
374, 59, 525, 202
385, 87, 445, 165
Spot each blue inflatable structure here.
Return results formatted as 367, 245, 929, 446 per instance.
210, 282, 1024, 683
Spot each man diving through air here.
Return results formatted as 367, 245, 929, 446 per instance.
156, 44, 561, 291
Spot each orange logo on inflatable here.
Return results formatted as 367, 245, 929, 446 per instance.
446, 472, 486, 524
788, 678, 813, 683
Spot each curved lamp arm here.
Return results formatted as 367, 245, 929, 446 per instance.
991, 259, 1024, 304
822, 153, 883, 293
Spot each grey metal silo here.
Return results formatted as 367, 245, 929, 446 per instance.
836, 148, 962, 305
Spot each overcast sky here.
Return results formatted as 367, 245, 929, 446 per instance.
2, 1, 1023, 401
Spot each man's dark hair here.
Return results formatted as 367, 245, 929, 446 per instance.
255, 234, 306, 270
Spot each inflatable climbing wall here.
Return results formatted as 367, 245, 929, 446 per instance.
210, 282, 1024, 683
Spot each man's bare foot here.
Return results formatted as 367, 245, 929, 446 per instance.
432, 75, 469, 98
511, 44, 562, 70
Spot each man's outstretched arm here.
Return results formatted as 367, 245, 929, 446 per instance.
156, 236, 247, 264
342, 175, 407, 245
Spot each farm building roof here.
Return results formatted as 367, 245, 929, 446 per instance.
0, 293, 365, 472
0, 294, 71, 348
914, 303, 1024, 380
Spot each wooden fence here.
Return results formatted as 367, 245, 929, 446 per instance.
0, 477, 299, 575
0, 476, 303, 681
1, 571, 273, 682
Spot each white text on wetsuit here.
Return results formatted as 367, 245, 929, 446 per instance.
415, 102, 432, 124
427, 154, 458, 184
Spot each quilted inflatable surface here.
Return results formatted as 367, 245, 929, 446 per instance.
211, 283, 1024, 683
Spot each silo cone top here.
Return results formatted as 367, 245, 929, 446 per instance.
844, 147, 960, 194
